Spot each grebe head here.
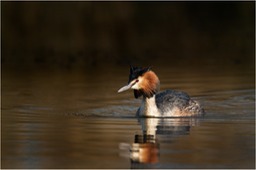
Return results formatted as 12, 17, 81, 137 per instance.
118, 65, 160, 98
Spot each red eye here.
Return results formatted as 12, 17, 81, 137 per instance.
132, 79, 139, 86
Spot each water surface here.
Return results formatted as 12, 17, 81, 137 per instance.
2, 65, 255, 168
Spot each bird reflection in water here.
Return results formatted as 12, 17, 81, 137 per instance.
130, 133, 159, 168
119, 117, 200, 169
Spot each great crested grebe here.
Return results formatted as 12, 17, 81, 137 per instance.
118, 66, 205, 117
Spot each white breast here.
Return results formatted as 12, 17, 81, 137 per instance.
138, 95, 161, 117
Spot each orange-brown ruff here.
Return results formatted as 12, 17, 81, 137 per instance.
118, 66, 205, 117
139, 71, 160, 97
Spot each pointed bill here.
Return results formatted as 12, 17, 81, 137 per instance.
118, 83, 133, 93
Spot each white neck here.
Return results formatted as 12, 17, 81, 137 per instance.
138, 95, 161, 117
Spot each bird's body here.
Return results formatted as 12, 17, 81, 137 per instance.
137, 90, 204, 117
118, 66, 205, 117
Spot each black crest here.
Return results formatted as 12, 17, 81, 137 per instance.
128, 65, 151, 83
129, 65, 151, 99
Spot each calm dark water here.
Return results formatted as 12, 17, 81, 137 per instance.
2, 65, 255, 169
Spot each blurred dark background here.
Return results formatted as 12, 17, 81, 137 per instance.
1, 1, 255, 70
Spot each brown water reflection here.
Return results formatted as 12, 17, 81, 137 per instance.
120, 118, 197, 169
1, 65, 255, 168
